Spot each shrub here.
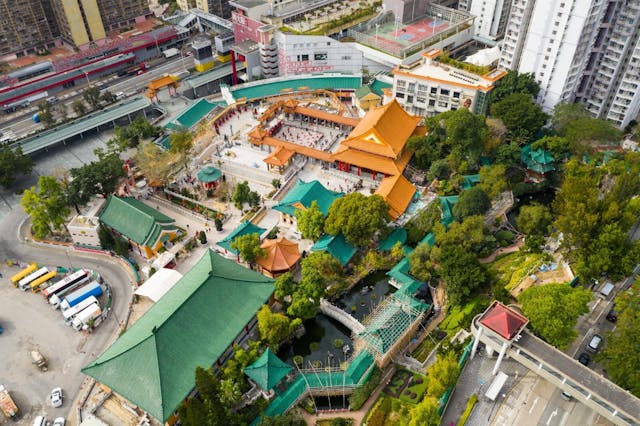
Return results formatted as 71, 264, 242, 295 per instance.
310, 342, 319, 351
349, 368, 381, 410
457, 394, 478, 426
333, 338, 344, 349
293, 355, 303, 366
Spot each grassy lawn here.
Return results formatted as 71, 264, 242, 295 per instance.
383, 368, 428, 405
488, 251, 549, 291
398, 373, 428, 404
439, 296, 489, 335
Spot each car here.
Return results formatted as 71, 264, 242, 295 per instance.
115, 91, 125, 100
32, 415, 46, 426
53, 417, 66, 426
50, 387, 63, 407
561, 391, 572, 401
606, 307, 618, 322
587, 334, 603, 353
578, 352, 591, 366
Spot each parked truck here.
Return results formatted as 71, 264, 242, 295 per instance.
62, 296, 99, 325
0, 384, 19, 419
72, 303, 102, 331
53, 280, 102, 311
30, 350, 48, 372
48, 275, 92, 309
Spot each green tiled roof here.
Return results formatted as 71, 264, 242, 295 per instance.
244, 348, 291, 390
218, 221, 266, 254
355, 85, 374, 99
196, 166, 222, 183
99, 196, 176, 246
462, 174, 480, 190
521, 144, 556, 173
311, 234, 356, 266
439, 196, 459, 228
379, 228, 407, 251
387, 256, 412, 285
273, 180, 343, 217
82, 250, 274, 422
370, 79, 392, 97
229, 75, 362, 101
358, 304, 414, 354
173, 98, 222, 129
419, 232, 435, 247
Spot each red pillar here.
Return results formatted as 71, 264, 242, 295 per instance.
230, 50, 238, 85
357, 166, 361, 176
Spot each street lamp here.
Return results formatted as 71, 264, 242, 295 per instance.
84, 71, 90, 85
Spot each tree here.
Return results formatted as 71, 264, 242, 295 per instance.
287, 292, 318, 320
408, 242, 436, 282
219, 378, 242, 406
133, 141, 175, 185
221, 341, 262, 383
71, 99, 87, 117
438, 245, 489, 306
406, 397, 440, 426
198, 230, 207, 244
433, 215, 491, 255
295, 200, 325, 241
427, 159, 451, 181
98, 224, 115, 250
452, 187, 491, 221
20, 176, 70, 239
599, 284, 640, 397
406, 201, 441, 245
531, 135, 572, 158
256, 305, 300, 348
478, 165, 508, 198
552, 103, 623, 146
232, 181, 251, 210
324, 193, 390, 247
489, 71, 540, 104
83, 87, 102, 110
37, 101, 56, 128
0, 146, 34, 188
551, 103, 589, 135
300, 251, 344, 291
519, 283, 591, 348
274, 272, 296, 302
442, 108, 488, 168
491, 93, 547, 140
576, 224, 640, 281
231, 233, 266, 264
516, 203, 552, 236
169, 128, 194, 172
494, 142, 521, 167
101, 90, 117, 105
178, 366, 232, 426
426, 350, 460, 397
68, 153, 125, 206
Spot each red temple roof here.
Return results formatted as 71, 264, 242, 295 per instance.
479, 301, 528, 340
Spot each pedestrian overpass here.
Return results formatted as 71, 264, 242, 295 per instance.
471, 302, 640, 426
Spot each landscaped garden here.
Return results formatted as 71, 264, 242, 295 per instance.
383, 368, 428, 404
410, 330, 447, 363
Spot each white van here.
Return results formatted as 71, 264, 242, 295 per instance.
599, 282, 614, 299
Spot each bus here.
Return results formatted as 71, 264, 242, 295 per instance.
18, 267, 49, 291
10, 263, 37, 286
29, 270, 57, 293
118, 62, 147, 77
42, 269, 89, 299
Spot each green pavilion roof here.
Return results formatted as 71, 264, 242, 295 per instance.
218, 221, 266, 254
243, 348, 291, 390
311, 234, 356, 266
196, 166, 222, 183
379, 228, 407, 251
273, 179, 343, 217
82, 250, 274, 422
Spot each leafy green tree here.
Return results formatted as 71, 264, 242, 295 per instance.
491, 93, 547, 140
478, 164, 508, 198
198, 230, 207, 244
178, 366, 233, 426
295, 200, 325, 241
494, 142, 521, 167
256, 305, 300, 348
274, 272, 296, 302
259, 414, 306, 426
551, 103, 589, 135
71, 99, 87, 117
21, 176, 70, 239
37, 101, 56, 128
599, 284, 640, 397
232, 181, 251, 210
531, 135, 572, 158
133, 141, 174, 185
519, 283, 591, 348
406, 201, 441, 245
406, 397, 440, 426
100, 90, 117, 105
438, 245, 489, 305
489, 71, 540, 104
426, 350, 460, 397
221, 340, 262, 383
300, 251, 344, 291
516, 203, 552, 236
230, 233, 265, 264
219, 378, 242, 406
408, 242, 436, 282
452, 187, 491, 221
169, 128, 194, 172
287, 291, 318, 320
83, 87, 102, 110
576, 224, 640, 281
432, 215, 490, 255
98, 224, 115, 250
565, 117, 623, 146
427, 159, 451, 181
0, 146, 34, 188
68, 153, 125, 208
324, 193, 390, 247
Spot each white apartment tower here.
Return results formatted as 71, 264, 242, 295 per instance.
500, 0, 640, 128
467, 0, 513, 40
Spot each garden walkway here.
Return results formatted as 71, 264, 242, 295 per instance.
479, 237, 524, 264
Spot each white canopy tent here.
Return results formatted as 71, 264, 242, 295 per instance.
134, 268, 183, 303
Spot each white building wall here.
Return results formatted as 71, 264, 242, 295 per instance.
67, 216, 101, 247
275, 33, 363, 76
470, 0, 511, 39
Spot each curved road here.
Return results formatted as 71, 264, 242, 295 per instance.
0, 206, 134, 423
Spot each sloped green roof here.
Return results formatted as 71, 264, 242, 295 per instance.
355, 85, 375, 99
370, 78, 392, 97
273, 180, 343, 217
243, 348, 291, 390
462, 174, 480, 190
379, 228, 407, 251
196, 166, 222, 183
439, 196, 459, 228
173, 98, 221, 129
521, 144, 555, 173
229, 75, 362, 101
82, 250, 274, 422
419, 232, 435, 247
358, 304, 414, 354
99, 196, 176, 246
218, 221, 266, 254
311, 234, 356, 266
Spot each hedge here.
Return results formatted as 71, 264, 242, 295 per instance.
349, 368, 382, 410
457, 393, 478, 426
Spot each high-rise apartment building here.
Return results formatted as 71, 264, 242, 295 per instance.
194, 0, 232, 18
0, 0, 59, 56
465, 0, 512, 40
499, 0, 640, 128
0, 0, 150, 55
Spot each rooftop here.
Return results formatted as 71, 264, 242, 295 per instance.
311, 234, 356, 266
98, 196, 176, 246
228, 74, 362, 102
218, 221, 267, 254
243, 348, 292, 391
479, 301, 529, 341
255, 237, 301, 273
374, 174, 417, 219
273, 179, 343, 217
82, 250, 275, 422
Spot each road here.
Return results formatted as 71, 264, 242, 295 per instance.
0, 206, 134, 424
0, 55, 195, 139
